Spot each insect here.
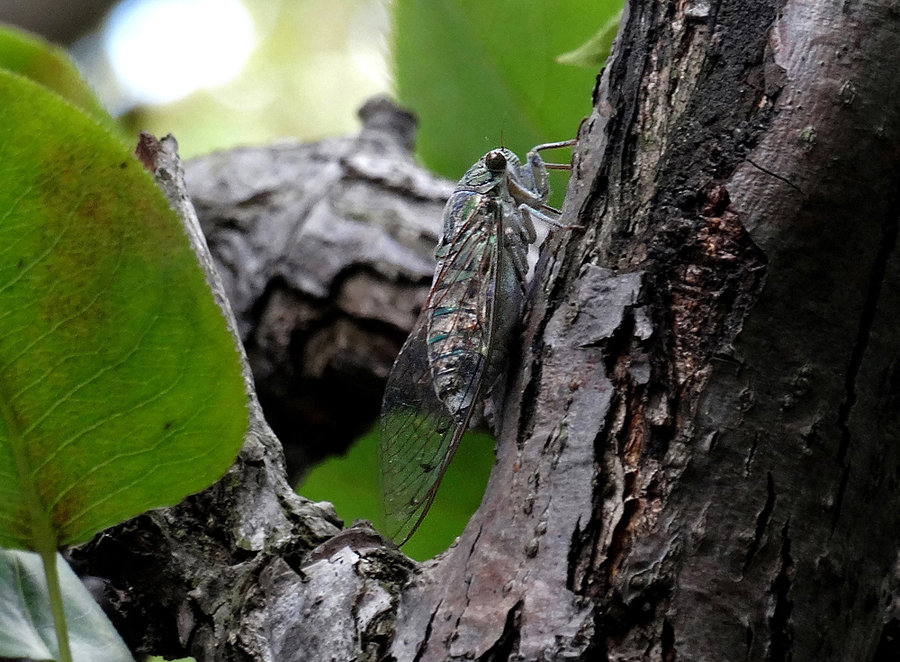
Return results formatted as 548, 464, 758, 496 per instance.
378, 139, 575, 544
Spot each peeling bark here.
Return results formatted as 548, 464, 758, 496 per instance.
70, 1, 900, 660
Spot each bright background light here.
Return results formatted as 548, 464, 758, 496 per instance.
70, 0, 391, 158
105, 0, 256, 105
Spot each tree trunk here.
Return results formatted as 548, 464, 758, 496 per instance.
72, 0, 900, 660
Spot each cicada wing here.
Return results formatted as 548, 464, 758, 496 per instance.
379, 203, 502, 545
379, 316, 471, 544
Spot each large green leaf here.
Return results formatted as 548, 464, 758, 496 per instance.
0, 550, 134, 661
393, 0, 621, 184
0, 24, 121, 137
0, 69, 248, 552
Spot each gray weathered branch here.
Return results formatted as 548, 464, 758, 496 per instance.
184, 98, 453, 479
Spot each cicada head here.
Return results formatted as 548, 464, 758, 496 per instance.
484, 149, 508, 172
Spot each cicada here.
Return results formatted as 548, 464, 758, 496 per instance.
379, 140, 575, 544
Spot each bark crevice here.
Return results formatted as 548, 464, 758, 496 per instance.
831, 200, 900, 530
743, 471, 775, 574
768, 520, 794, 661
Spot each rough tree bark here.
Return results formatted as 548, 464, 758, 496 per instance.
70, 0, 900, 660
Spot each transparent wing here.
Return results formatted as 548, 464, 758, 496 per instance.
379, 199, 500, 544
379, 320, 467, 544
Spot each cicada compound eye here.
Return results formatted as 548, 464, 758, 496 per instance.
484, 150, 507, 172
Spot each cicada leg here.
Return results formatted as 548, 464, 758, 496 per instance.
532, 138, 578, 152
532, 138, 577, 171
518, 202, 584, 231
512, 138, 577, 206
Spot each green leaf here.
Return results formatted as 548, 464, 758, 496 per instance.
393, 0, 621, 185
0, 550, 134, 661
556, 10, 623, 69
0, 69, 248, 552
0, 24, 121, 138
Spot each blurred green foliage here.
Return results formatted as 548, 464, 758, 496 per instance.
393, 0, 621, 205
556, 10, 624, 69
301, 427, 495, 561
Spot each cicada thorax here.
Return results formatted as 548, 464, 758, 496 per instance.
424, 149, 536, 424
